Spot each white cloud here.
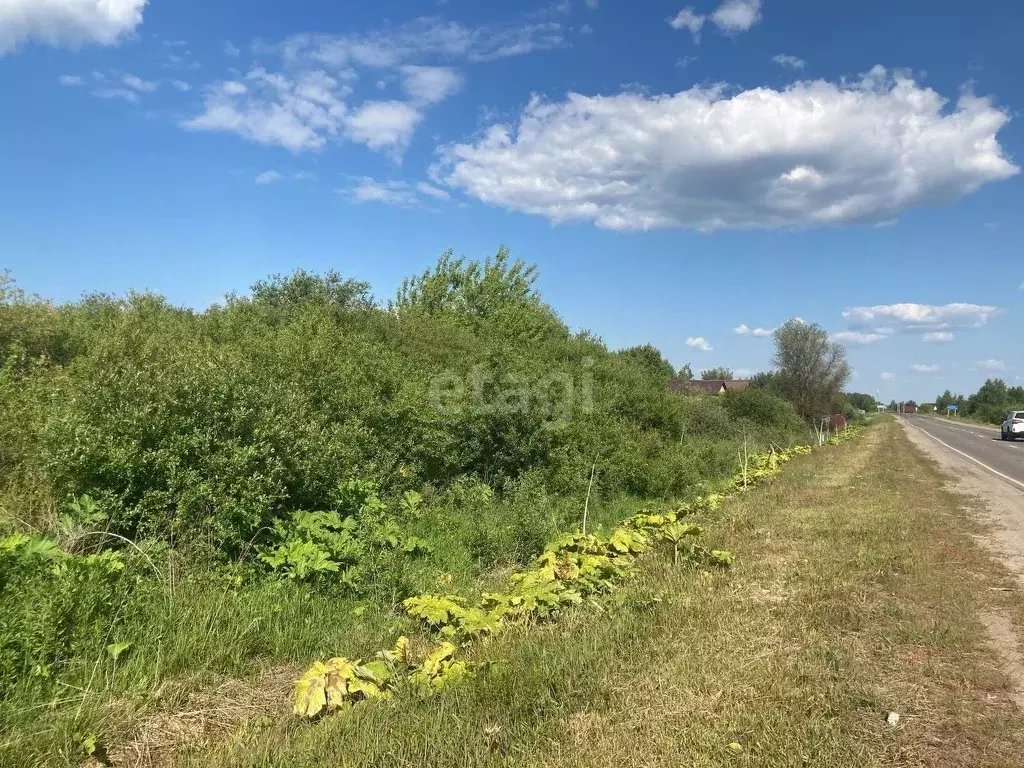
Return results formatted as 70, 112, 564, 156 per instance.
416, 181, 451, 201
710, 0, 762, 33
345, 100, 422, 154
436, 67, 1017, 231
0, 0, 147, 55
183, 69, 349, 153
585, 0, 598, 7
843, 302, 1002, 331
349, 177, 420, 207
668, 8, 705, 42
255, 170, 283, 185
686, 336, 713, 352
669, 0, 760, 40
734, 323, 774, 337
772, 54, 805, 70
224, 40, 240, 57
345, 177, 450, 207
58, 74, 84, 86
580, 23, 594, 35
186, 14, 561, 160
271, 16, 564, 69
832, 331, 889, 345
881, 372, 895, 381
911, 364, 940, 373
399, 65, 463, 105
123, 74, 157, 92
976, 359, 1006, 372
922, 331, 954, 342
170, 80, 191, 92
294, 171, 316, 181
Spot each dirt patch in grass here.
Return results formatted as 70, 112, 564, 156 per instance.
106, 666, 300, 768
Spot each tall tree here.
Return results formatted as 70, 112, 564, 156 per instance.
700, 367, 733, 381
771, 319, 851, 421
676, 362, 694, 381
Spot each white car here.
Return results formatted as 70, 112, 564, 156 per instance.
1001, 411, 1024, 441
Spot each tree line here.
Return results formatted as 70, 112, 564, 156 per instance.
934, 380, 1024, 423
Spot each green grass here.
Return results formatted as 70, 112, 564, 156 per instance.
173, 419, 1024, 768
0, 489, 658, 767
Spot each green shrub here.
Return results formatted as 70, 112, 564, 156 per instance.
1, 252, 808, 572
0, 534, 138, 701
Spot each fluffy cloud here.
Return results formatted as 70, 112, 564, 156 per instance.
922, 331, 954, 342
0, 0, 147, 55
772, 54, 805, 70
710, 0, 761, 33
843, 302, 1002, 331
58, 74, 84, 86
733, 323, 774, 336
911, 364, 940, 373
668, 8, 705, 41
187, 15, 537, 158
976, 359, 1006, 372
832, 331, 889, 345
881, 372, 895, 381
345, 100, 422, 154
183, 69, 350, 153
255, 170, 283, 185
400, 65, 464, 105
435, 68, 1017, 231
668, 0, 761, 41
686, 336, 713, 352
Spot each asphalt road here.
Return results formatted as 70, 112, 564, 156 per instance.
903, 414, 1024, 492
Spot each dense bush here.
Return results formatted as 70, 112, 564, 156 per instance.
1, 250, 809, 573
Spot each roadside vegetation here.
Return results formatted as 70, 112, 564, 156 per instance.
932, 381, 1024, 425
1, 252, 842, 765
189, 419, 1024, 767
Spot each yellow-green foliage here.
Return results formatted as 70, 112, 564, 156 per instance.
293, 635, 470, 718
293, 432, 861, 721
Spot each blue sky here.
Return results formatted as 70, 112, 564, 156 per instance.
2, 0, 1022, 402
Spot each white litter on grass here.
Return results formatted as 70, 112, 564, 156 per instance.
886, 711, 900, 726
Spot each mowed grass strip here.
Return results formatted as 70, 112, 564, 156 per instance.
198, 420, 1024, 767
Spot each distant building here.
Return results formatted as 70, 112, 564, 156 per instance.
669, 379, 751, 395
903, 403, 918, 414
